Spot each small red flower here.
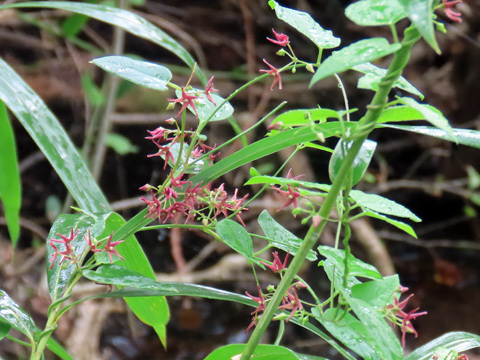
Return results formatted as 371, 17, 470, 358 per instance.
205, 76, 219, 105
145, 126, 166, 142
443, 0, 462, 23
260, 251, 289, 273
267, 28, 289, 47
246, 285, 266, 316
170, 171, 191, 188
147, 143, 175, 170
85, 229, 102, 254
161, 202, 189, 223
103, 232, 125, 263
278, 285, 303, 322
168, 87, 200, 118
272, 185, 302, 214
140, 190, 163, 219
260, 59, 282, 91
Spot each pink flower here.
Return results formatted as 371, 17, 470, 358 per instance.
267, 28, 289, 47
168, 87, 200, 118
161, 202, 189, 223
103, 232, 125, 263
147, 143, 175, 170
85, 229, 102, 254
49, 227, 79, 267
443, 0, 462, 23
272, 185, 302, 214
205, 76, 219, 105
260, 251, 289, 273
170, 171, 191, 188
145, 126, 166, 142
140, 190, 163, 219
278, 285, 303, 322
246, 285, 266, 316
260, 59, 282, 91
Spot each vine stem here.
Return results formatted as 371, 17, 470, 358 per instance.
240, 26, 420, 360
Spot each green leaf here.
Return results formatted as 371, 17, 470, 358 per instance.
318, 246, 382, 280
270, 108, 341, 130
0, 1, 206, 84
0, 290, 36, 343
105, 133, 139, 155
47, 337, 74, 360
329, 139, 377, 186
379, 124, 480, 149
346, 0, 408, 26
91, 56, 172, 91
46, 214, 97, 302
467, 165, 480, 190
0, 101, 21, 246
216, 219, 257, 263
258, 210, 317, 261
312, 307, 378, 359
398, 97, 456, 141
350, 190, 421, 222
406, 332, 480, 360
246, 175, 331, 194
351, 275, 400, 309
310, 38, 401, 86
376, 105, 434, 123
395, 0, 439, 54
190, 121, 353, 187
174, 88, 234, 122
61, 13, 89, 38
353, 62, 424, 99
268, 0, 340, 49
205, 344, 328, 360
0, 318, 11, 340
81, 73, 104, 106
363, 210, 418, 238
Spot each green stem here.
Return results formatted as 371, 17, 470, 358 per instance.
240, 26, 420, 360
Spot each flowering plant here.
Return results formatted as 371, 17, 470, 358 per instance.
0, 0, 478, 359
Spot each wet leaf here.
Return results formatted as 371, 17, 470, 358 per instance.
353, 62, 423, 99
91, 56, 172, 91
258, 210, 317, 261
268, 0, 340, 49
329, 139, 377, 186
350, 190, 421, 222
0, 318, 10, 340
270, 108, 341, 131
216, 219, 257, 264
0, 290, 36, 343
376, 105, 438, 123
174, 88, 233, 122
351, 275, 400, 309
346, 0, 408, 26
0, 101, 21, 246
395, 0, 440, 54
311, 38, 401, 86
406, 332, 480, 360
363, 210, 417, 238
205, 344, 327, 360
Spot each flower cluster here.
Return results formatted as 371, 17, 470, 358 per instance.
48, 228, 124, 270
140, 174, 248, 226
383, 287, 427, 347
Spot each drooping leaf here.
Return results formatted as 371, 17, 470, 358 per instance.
379, 124, 480, 149
395, 0, 440, 54
0, 290, 36, 343
0, 101, 21, 246
205, 344, 328, 360
91, 56, 172, 91
311, 38, 401, 86
363, 210, 418, 238
398, 97, 455, 141
216, 219, 258, 264
346, 0, 408, 26
406, 332, 480, 360
329, 139, 377, 186
353, 62, 423, 99
0, 1, 206, 84
350, 190, 421, 222
268, 0, 340, 49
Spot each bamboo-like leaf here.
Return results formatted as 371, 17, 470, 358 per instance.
0, 101, 21, 246
406, 332, 480, 360
0, 290, 36, 343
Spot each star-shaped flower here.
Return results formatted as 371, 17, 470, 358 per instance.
260, 59, 282, 91
267, 28, 289, 47
205, 76, 219, 105
103, 232, 125, 263
168, 87, 200, 118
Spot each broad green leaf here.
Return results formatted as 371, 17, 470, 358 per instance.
351, 275, 400, 309
376, 105, 435, 123
0, 2, 206, 84
311, 38, 401, 86
329, 139, 377, 186
258, 210, 317, 261
312, 307, 378, 359
406, 332, 480, 360
97, 213, 169, 346
0, 290, 36, 343
190, 121, 354, 187
91, 56, 172, 91
61, 13, 89, 38
0, 101, 21, 246
353, 63, 424, 99
318, 246, 382, 280
105, 133, 139, 155
216, 219, 257, 263
270, 108, 341, 130
46, 214, 98, 302
47, 337, 74, 360
268, 0, 340, 49
346, 0, 408, 26
0, 318, 10, 340
82, 265, 257, 307
380, 124, 480, 149
174, 88, 234, 122
363, 210, 417, 238
395, 0, 439, 54
398, 97, 455, 141
205, 344, 327, 360
350, 190, 421, 222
